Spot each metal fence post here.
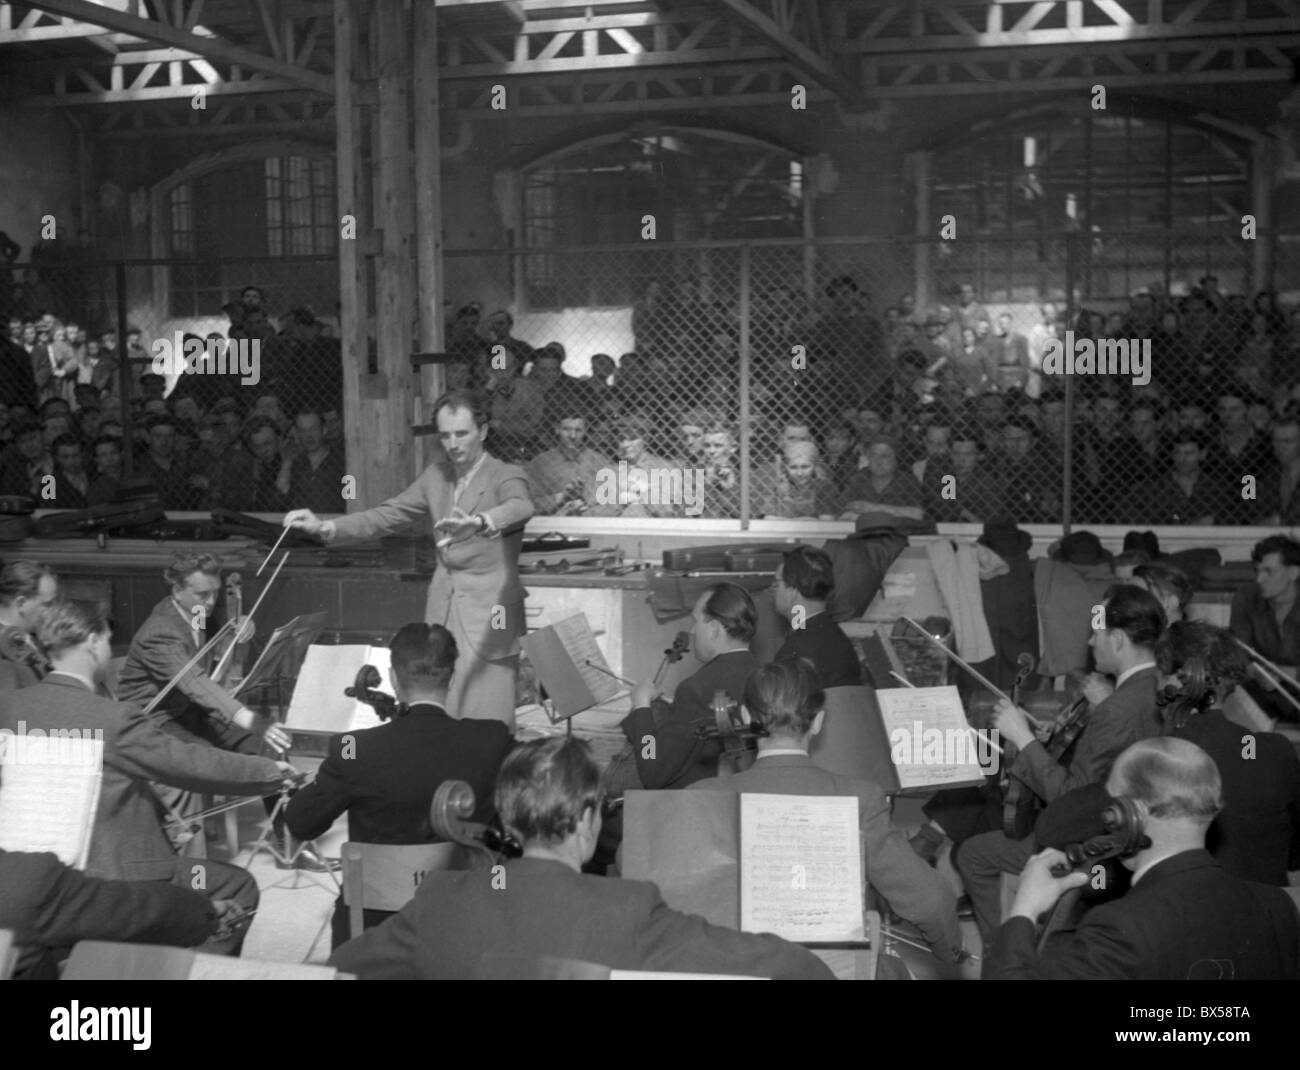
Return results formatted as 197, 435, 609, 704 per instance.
738, 243, 751, 528
115, 260, 133, 480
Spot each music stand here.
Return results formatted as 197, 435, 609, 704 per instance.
236, 611, 327, 719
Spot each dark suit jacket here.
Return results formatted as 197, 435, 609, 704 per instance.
774, 612, 862, 689
0, 673, 284, 882
284, 702, 511, 843
985, 850, 1300, 980
691, 753, 961, 961
329, 856, 833, 980
0, 849, 215, 979
328, 453, 533, 662
1009, 667, 1160, 804
1171, 710, 1300, 882
118, 596, 243, 722
622, 649, 756, 789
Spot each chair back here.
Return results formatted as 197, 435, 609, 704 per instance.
341, 841, 463, 939
809, 685, 900, 792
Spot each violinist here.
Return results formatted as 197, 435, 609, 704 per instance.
619, 583, 758, 791
956, 585, 1165, 942
284, 623, 512, 948
771, 545, 863, 688
0, 560, 57, 691
691, 658, 963, 964
116, 552, 316, 868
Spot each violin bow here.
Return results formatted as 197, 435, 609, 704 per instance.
212, 551, 289, 686
142, 619, 239, 716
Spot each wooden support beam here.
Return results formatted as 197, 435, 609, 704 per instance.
22, 0, 333, 94
370, 0, 416, 501
413, 0, 445, 474
334, 0, 367, 512
716, 0, 863, 104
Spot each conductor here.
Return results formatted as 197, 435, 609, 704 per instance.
284, 390, 533, 728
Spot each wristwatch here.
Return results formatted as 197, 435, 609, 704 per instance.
474, 513, 488, 533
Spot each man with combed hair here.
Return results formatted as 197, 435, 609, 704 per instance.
0, 600, 297, 956
286, 390, 534, 726
285, 623, 512, 947
0, 560, 57, 690
771, 546, 861, 688
691, 658, 963, 964
330, 737, 833, 979
1229, 534, 1300, 723
985, 737, 1300, 979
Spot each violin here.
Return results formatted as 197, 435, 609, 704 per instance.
429, 779, 521, 865
344, 663, 407, 721
653, 630, 691, 689
695, 690, 765, 776
1002, 669, 1092, 840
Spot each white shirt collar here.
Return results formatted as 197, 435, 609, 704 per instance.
756, 747, 809, 759
1115, 661, 1156, 689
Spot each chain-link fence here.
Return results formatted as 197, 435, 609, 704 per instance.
4, 231, 1299, 527
445, 230, 1300, 528
0, 255, 344, 513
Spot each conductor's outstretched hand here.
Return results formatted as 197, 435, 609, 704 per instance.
283, 509, 323, 535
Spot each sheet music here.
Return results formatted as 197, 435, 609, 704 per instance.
552, 614, 622, 706
0, 737, 103, 868
875, 685, 988, 790
284, 645, 392, 733
188, 954, 338, 980
739, 793, 862, 943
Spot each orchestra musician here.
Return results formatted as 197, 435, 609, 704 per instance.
770, 545, 863, 688
619, 582, 759, 791
955, 585, 1166, 942
330, 737, 834, 979
284, 623, 513, 947
0, 560, 57, 690
985, 738, 1299, 980
690, 658, 964, 964
0, 600, 298, 956
115, 552, 316, 868
1229, 534, 1300, 722
284, 389, 533, 728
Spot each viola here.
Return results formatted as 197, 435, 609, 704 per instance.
1002, 675, 1092, 840
695, 689, 766, 775
653, 630, 691, 689
216, 572, 249, 690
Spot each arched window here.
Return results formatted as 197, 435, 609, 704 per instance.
930, 104, 1251, 301
160, 148, 336, 317
520, 128, 804, 309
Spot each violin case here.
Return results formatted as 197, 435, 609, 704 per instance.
33, 498, 166, 538
661, 543, 798, 573
211, 509, 324, 547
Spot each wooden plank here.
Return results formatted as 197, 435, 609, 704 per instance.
413, 0, 445, 474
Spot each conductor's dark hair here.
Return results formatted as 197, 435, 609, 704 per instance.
495, 737, 603, 847
744, 657, 825, 737
702, 583, 758, 643
389, 622, 457, 688
37, 599, 109, 656
0, 561, 54, 607
1101, 584, 1166, 650
1250, 534, 1300, 568
163, 551, 220, 588
780, 545, 836, 602
431, 389, 489, 428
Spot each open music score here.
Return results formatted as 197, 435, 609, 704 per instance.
0, 736, 103, 868
875, 685, 989, 791
520, 613, 623, 721
285, 644, 393, 733
740, 793, 863, 944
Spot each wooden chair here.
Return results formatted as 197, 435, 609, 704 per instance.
340, 841, 463, 940
62, 941, 350, 980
